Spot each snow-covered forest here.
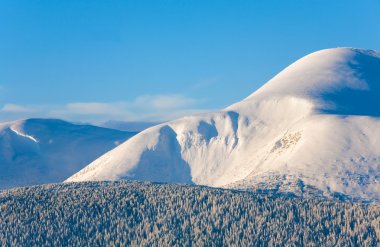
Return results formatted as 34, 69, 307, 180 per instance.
0, 181, 378, 246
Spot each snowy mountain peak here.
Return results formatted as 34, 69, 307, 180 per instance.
233, 47, 380, 116
0, 118, 136, 189
66, 48, 380, 201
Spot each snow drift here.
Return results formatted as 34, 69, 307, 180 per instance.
0, 119, 135, 188
66, 48, 380, 201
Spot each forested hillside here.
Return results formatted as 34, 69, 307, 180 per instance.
0, 181, 378, 246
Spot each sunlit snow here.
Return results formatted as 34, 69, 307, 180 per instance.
67, 48, 380, 201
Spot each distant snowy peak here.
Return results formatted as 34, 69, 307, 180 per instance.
67, 48, 380, 201
0, 118, 136, 189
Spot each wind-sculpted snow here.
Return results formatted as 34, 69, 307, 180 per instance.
0, 181, 379, 246
67, 48, 380, 201
0, 119, 136, 188
244, 48, 380, 117
125, 126, 193, 184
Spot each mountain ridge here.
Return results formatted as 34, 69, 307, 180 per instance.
0, 118, 136, 188
66, 48, 380, 201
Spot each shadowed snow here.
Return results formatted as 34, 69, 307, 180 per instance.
0, 119, 136, 188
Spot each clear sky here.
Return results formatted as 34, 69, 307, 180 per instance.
1, 0, 380, 123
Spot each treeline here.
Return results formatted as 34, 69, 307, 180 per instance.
0, 181, 378, 246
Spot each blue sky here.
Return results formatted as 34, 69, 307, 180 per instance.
1, 0, 380, 123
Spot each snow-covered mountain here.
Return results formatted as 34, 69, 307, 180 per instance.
66, 48, 380, 201
0, 119, 136, 189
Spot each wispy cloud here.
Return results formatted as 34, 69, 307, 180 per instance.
0, 94, 213, 123
189, 77, 219, 91
133, 95, 197, 110
1, 104, 36, 113
0, 85, 7, 95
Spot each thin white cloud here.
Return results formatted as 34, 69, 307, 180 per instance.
48, 102, 133, 121
133, 94, 197, 110
1, 104, 36, 113
66, 102, 120, 115
190, 77, 219, 91
0, 94, 212, 123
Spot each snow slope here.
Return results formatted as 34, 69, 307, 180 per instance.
66, 48, 380, 201
0, 119, 136, 189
